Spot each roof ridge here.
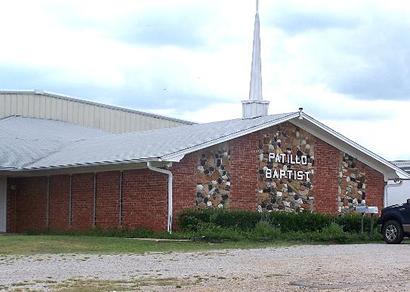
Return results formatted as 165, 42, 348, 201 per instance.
106, 112, 297, 136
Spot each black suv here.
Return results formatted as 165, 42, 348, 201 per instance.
378, 199, 410, 244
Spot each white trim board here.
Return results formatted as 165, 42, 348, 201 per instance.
291, 113, 409, 180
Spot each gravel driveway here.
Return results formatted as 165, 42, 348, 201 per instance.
0, 243, 409, 291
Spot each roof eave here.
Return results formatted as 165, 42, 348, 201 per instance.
299, 113, 410, 179
5, 157, 166, 174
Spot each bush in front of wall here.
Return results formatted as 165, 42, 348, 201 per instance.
177, 208, 377, 234
178, 208, 261, 231
334, 213, 377, 233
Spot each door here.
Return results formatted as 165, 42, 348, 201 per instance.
0, 177, 6, 232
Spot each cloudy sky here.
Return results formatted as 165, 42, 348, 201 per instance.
0, 0, 409, 160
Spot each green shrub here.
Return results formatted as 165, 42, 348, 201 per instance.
26, 209, 381, 244
178, 208, 378, 235
315, 222, 349, 243
268, 212, 333, 232
178, 209, 261, 231
251, 221, 282, 241
334, 213, 378, 233
193, 223, 244, 242
178, 209, 332, 232
210, 209, 261, 231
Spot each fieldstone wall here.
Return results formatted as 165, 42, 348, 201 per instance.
337, 154, 368, 213
195, 143, 231, 208
257, 124, 315, 212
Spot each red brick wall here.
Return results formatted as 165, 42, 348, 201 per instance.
71, 174, 94, 230
171, 131, 261, 216
49, 175, 70, 231
95, 171, 120, 229
122, 169, 168, 231
6, 178, 17, 233
313, 139, 340, 213
11, 177, 47, 232
357, 161, 385, 210
229, 132, 259, 210
172, 154, 199, 227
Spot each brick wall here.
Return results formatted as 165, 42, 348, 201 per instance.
6, 178, 17, 233
95, 171, 120, 229
8, 177, 47, 232
7, 170, 168, 232
357, 161, 385, 210
313, 139, 340, 213
171, 153, 199, 227
229, 132, 260, 210
5, 123, 386, 233
122, 169, 167, 231
71, 174, 94, 230
49, 175, 70, 231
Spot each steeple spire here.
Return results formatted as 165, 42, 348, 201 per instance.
249, 0, 262, 100
242, 0, 270, 119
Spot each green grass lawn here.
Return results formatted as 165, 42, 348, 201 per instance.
0, 235, 291, 255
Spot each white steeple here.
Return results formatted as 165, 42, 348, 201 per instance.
242, 0, 270, 119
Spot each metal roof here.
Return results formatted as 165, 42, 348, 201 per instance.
0, 113, 408, 179
392, 160, 410, 174
4, 112, 296, 170
0, 116, 109, 169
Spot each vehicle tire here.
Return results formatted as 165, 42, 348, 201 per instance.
382, 220, 404, 244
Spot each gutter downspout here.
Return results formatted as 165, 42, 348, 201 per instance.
147, 162, 173, 233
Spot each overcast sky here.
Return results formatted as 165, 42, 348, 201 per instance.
0, 0, 409, 160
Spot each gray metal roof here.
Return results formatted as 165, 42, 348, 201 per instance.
0, 113, 297, 170
0, 116, 110, 169
1, 113, 408, 180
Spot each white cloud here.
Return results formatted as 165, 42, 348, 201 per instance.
0, 0, 409, 159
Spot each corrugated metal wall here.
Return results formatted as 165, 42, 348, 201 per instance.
0, 91, 192, 133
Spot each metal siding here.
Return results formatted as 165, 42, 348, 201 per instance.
41, 95, 46, 118
3, 95, 7, 115
0, 92, 190, 133
34, 95, 40, 117
0, 96, 4, 118
10, 95, 16, 114
94, 106, 102, 129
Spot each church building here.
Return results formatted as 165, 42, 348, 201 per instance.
0, 2, 408, 233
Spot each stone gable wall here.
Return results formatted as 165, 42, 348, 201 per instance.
178, 122, 385, 215
257, 124, 315, 212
